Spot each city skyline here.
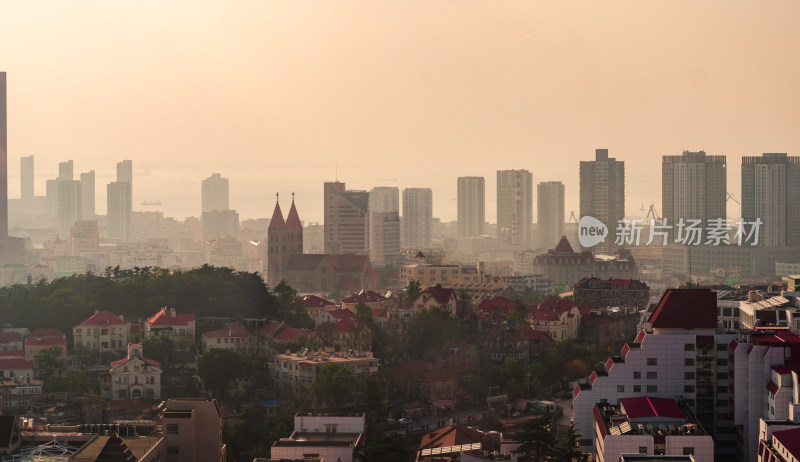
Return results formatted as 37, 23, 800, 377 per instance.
1, 2, 798, 223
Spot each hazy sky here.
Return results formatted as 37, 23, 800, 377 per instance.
2, 1, 798, 223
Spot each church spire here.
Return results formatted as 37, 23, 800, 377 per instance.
285, 192, 302, 229
268, 193, 285, 229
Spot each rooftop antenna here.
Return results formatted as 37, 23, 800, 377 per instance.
292, 191, 295, 202
276, 192, 279, 203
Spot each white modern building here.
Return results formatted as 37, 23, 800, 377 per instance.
270, 413, 365, 462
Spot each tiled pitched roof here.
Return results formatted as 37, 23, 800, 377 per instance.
148, 308, 194, 327
273, 325, 315, 342
296, 295, 335, 308
619, 397, 686, 420
285, 201, 302, 229
478, 296, 517, 314
420, 285, 456, 305
110, 356, 161, 368
553, 236, 575, 253
419, 424, 484, 450
0, 351, 24, 358
25, 336, 66, 347
336, 317, 356, 333
648, 289, 717, 329
326, 309, 357, 321
0, 358, 35, 370
342, 290, 385, 304
268, 201, 286, 229
772, 428, 800, 459
29, 328, 65, 338
79, 311, 128, 327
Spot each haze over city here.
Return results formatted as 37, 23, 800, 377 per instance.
2, 1, 799, 222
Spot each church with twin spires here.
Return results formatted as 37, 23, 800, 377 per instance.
267, 194, 378, 294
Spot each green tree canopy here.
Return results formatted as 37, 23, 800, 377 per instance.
405, 279, 422, 304
406, 307, 465, 358
34, 347, 64, 379
142, 334, 172, 365
313, 363, 356, 410
197, 349, 250, 398
511, 416, 556, 462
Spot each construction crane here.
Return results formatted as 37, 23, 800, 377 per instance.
569, 211, 579, 223
726, 193, 740, 205
645, 204, 661, 221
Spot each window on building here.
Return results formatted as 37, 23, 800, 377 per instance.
167, 446, 179, 455
684, 343, 695, 351
684, 358, 695, 366
685, 372, 695, 380
167, 424, 179, 434
647, 372, 657, 380
325, 424, 338, 434
717, 372, 728, 380
639, 447, 648, 454
633, 385, 641, 393
617, 385, 625, 393
647, 385, 658, 393
717, 359, 728, 367
683, 447, 695, 455
633, 371, 641, 379
684, 385, 695, 393
647, 358, 657, 366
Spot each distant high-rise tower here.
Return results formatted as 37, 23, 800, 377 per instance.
368, 187, 400, 265
742, 153, 800, 247
368, 187, 400, 214
0, 72, 7, 240
579, 149, 625, 253
20, 155, 33, 202
457, 176, 485, 238
537, 181, 565, 249
80, 170, 95, 219
324, 181, 369, 254
0, 72, 24, 265
117, 160, 132, 184
497, 170, 533, 246
202, 173, 230, 213
662, 150, 726, 229
202, 210, 239, 241
402, 188, 432, 248
107, 160, 133, 242
58, 160, 73, 182
58, 180, 81, 238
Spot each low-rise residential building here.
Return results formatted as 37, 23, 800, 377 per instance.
529, 299, 589, 342
145, 307, 195, 344
411, 285, 458, 315
24, 328, 67, 363
257, 321, 316, 349
0, 378, 43, 415
72, 310, 131, 358
0, 357, 34, 381
162, 398, 226, 462
296, 294, 336, 319
593, 397, 713, 462
400, 263, 484, 288
504, 274, 553, 296
314, 308, 356, 327
201, 322, 257, 354
341, 290, 387, 313
270, 350, 378, 388
102, 343, 162, 401
270, 413, 365, 462
0, 331, 23, 351
573, 276, 650, 309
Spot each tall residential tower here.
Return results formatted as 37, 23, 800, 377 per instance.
537, 181, 565, 249
662, 150, 726, 228
457, 176, 485, 238
497, 169, 533, 246
402, 188, 433, 248
579, 149, 625, 253
741, 153, 800, 247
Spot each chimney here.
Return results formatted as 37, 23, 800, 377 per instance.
170, 307, 176, 317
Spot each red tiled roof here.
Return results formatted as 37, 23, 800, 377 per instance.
25, 336, 66, 346
296, 295, 335, 309
619, 397, 686, 420
148, 308, 194, 326
285, 201, 302, 229
371, 308, 388, 319
0, 358, 35, 370
421, 285, 456, 305
419, 424, 484, 450
79, 311, 128, 327
771, 365, 797, 375
342, 290, 385, 304
772, 428, 800, 459
0, 351, 24, 358
258, 321, 284, 335
110, 356, 161, 368
202, 324, 253, 339
750, 330, 800, 346
767, 381, 780, 395
336, 317, 356, 333
648, 289, 718, 329
0, 332, 22, 343
29, 328, 64, 338
478, 296, 517, 314
326, 309, 357, 321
